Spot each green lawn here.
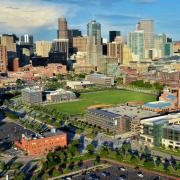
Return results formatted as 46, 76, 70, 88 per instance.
46, 90, 156, 115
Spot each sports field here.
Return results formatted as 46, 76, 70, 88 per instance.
46, 90, 156, 115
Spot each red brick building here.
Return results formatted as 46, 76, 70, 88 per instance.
15, 131, 67, 156
13, 58, 19, 72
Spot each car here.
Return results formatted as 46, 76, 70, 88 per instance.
89, 173, 100, 180
153, 176, 160, 180
137, 171, 144, 178
101, 171, 110, 177
118, 174, 127, 180
118, 166, 126, 171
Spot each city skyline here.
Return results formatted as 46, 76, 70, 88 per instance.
0, 0, 179, 41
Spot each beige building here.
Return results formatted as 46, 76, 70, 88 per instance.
73, 36, 87, 52
137, 19, 154, 51
36, 41, 52, 57
57, 18, 68, 39
107, 42, 123, 63
114, 36, 125, 44
0, 45, 7, 72
122, 45, 132, 65
0, 35, 16, 52
73, 63, 95, 74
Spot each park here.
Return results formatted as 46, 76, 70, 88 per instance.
46, 90, 156, 115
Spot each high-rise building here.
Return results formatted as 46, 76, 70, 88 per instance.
137, 20, 154, 51
154, 34, 167, 58
109, 31, 121, 42
52, 39, 69, 59
114, 36, 125, 44
0, 34, 17, 53
73, 36, 87, 53
127, 30, 144, 60
57, 18, 68, 39
0, 45, 7, 72
68, 29, 82, 49
35, 41, 52, 57
87, 20, 101, 45
107, 42, 123, 63
21, 34, 33, 45
163, 43, 173, 57
87, 36, 103, 68
0, 34, 17, 70
123, 45, 132, 65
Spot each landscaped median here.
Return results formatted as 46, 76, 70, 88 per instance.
27, 141, 180, 179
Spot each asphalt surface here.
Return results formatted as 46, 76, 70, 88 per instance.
72, 165, 170, 180
0, 121, 35, 143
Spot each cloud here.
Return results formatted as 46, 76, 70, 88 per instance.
96, 13, 142, 21
0, 0, 78, 34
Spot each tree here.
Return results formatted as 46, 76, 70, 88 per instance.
144, 146, 150, 155
0, 161, 5, 170
121, 143, 131, 157
86, 144, 95, 155
95, 155, 101, 163
155, 156, 162, 167
78, 159, 83, 168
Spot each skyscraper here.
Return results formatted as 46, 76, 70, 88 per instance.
109, 31, 121, 42
0, 45, 7, 72
137, 20, 154, 51
68, 29, 82, 46
87, 20, 101, 45
154, 34, 167, 58
21, 34, 33, 45
127, 30, 144, 60
57, 18, 68, 39
0, 34, 17, 70
53, 39, 69, 59
163, 43, 173, 57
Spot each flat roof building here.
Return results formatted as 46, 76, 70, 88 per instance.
140, 113, 180, 147
86, 105, 159, 135
15, 130, 67, 156
66, 81, 94, 89
85, 73, 114, 87
162, 125, 180, 150
22, 87, 42, 105
46, 89, 76, 103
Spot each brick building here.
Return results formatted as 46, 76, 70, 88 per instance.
15, 131, 67, 156
0, 45, 7, 72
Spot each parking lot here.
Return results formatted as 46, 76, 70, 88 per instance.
72, 165, 169, 180
0, 121, 35, 143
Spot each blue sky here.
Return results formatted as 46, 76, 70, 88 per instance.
0, 0, 179, 41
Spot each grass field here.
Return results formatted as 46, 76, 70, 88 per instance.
46, 90, 156, 115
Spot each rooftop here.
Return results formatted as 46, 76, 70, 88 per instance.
141, 112, 180, 125
143, 101, 172, 109
102, 105, 159, 120
88, 109, 120, 119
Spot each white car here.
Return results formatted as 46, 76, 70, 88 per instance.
137, 172, 144, 178
119, 166, 126, 171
